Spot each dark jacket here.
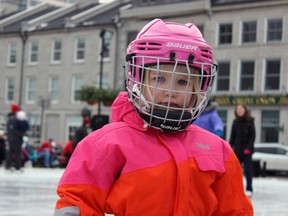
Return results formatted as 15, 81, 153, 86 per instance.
229, 117, 255, 156
17, 119, 30, 134
6, 115, 23, 146
72, 126, 88, 150
0, 137, 6, 162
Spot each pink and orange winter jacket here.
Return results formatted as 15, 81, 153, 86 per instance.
54, 92, 253, 216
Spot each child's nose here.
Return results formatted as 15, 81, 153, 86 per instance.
163, 87, 177, 97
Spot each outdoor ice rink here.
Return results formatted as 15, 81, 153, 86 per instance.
0, 167, 287, 216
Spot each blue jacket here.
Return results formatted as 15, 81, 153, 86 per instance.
193, 105, 224, 137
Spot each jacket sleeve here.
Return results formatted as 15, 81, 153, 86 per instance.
229, 120, 236, 147
212, 147, 254, 215
54, 133, 125, 216
247, 120, 256, 152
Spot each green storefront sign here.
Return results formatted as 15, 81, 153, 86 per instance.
213, 95, 288, 106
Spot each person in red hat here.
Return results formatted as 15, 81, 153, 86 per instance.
5, 104, 29, 172
8, 103, 20, 117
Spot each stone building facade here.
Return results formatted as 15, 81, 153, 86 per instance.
0, 0, 287, 145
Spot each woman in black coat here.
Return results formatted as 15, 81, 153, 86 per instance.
229, 104, 255, 197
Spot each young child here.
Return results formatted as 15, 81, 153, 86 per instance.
54, 19, 253, 215
193, 100, 224, 137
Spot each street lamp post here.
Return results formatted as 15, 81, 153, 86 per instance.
98, 30, 105, 115
90, 30, 112, 131
19, 30, 28, 107
39, 97, 50, 141
98, 29, 112, 115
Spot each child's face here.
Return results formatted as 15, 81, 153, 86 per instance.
142, 64, 199, 111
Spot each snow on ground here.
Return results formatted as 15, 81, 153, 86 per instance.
0, 167, 287, 215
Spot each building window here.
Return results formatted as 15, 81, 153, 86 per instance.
26, 77, 36, 103
197, 25, 204, 36
219, 23, 232, 45
7, 42, 17, 66
27, 114, 41, 143
261, 110, 279, 142
240, 61, 254, 91
5, 78, 15, 102
51, 39, 62, 64
216, 62, 230, 91
71, 75, 83, 102
30, 0, 38, 6
74, 37, 85, 63
49, 76, 59, 103
28, 40, 38, 65
66, 115, 82, 142
267, 18, 282, 42
96, 71, 108, 89
242, 21, 256, 43
265, 59, 280, 90
18, 0, 26, 10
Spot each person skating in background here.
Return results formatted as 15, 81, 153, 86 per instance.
37, 138, 57, 168
0, 130, 6, 166
22, 136, 38, 167
72, 117, 90, 150
229, 104, 256, 198
59, 136, 74, 168
54, 19, 253, 215
5, 105, 29, 172
193, 100, 224, 137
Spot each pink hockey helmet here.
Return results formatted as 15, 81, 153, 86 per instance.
125, 19, 217, 132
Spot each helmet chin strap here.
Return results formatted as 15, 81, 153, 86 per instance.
132, 84, 198, 132
139, 109, 195, 132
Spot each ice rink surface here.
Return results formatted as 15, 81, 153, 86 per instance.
0, 167, 287, 215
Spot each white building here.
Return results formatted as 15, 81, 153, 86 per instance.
0, 0, 129, 144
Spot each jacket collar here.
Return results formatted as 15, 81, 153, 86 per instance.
110, 91, 149, 132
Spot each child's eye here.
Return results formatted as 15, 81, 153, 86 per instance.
178, 79, 189, 86
154, 76, 165, 83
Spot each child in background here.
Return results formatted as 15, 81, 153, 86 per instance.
54, 19, 253, 215
193, 100, 224, 137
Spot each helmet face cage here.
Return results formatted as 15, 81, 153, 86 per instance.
125, 55, 217, 132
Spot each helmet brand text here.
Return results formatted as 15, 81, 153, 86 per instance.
160, 123, 181, 131
166, 42, 197, 51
